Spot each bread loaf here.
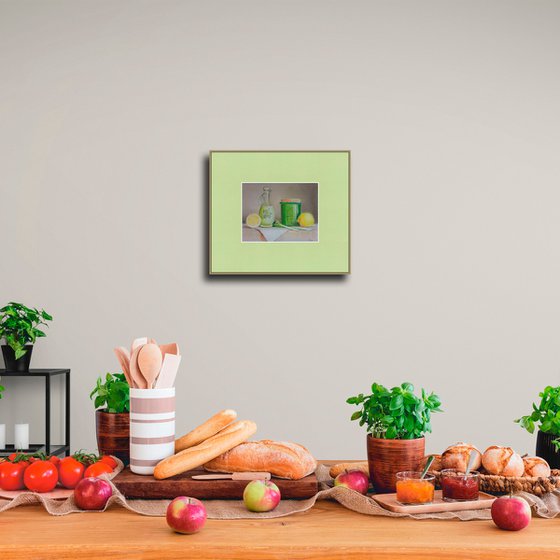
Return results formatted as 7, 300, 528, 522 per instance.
482, 446, 524, 477
155, 420, 256, 479
329, 462, 369, 479
204, 440, 317, 480
523, 456, 551, 478
175, 409, 237, 452
441, 442, 482, 472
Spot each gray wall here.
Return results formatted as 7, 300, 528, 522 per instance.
1, 0, 560, 460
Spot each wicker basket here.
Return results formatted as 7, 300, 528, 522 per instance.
433, 469, 560, 497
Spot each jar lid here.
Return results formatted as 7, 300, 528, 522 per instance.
280, 198, 301, 203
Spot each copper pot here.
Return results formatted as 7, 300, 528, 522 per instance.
367, 435, 425, 493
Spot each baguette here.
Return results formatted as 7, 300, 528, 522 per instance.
204, 440, 317, 480
155, 420, 256, 479
175, 409, 237, 452
329, 461, 369, 479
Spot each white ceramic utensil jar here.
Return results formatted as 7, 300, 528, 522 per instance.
129, 387, 175, 475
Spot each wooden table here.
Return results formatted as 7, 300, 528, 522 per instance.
3, 498, 560, 559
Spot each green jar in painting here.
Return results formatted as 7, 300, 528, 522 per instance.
280, 199, 302, 227
258, 187, 275, 227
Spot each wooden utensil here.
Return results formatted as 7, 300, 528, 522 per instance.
129, 345, 148, 389
159, 342, 180, 356
113, 347, 133, 388
154, 353, 181, 389
131, 337, 148, 357
191, 472, 271, 481
137, 343, 163, 389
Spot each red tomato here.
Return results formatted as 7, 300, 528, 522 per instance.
99, 456, 117, 470
48, 455, 61, 466
84, 462, 113, 478
8, 453, 17, 462
23, 460, 58, 493
0, 461, 27, 491
58, 457, 85, 489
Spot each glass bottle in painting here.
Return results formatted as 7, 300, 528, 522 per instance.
258, 187, 275, 227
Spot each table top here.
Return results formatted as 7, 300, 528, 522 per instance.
0, 368, 70, 377
3, 489, 560, 559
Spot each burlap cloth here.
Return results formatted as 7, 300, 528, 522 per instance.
2, 465, 560, 520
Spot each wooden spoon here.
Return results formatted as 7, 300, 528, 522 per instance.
129, 345, 148, 389
113, 347, 133, 388
137, 343, 163, 389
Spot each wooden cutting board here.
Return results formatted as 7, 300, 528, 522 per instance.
373, 489, 495, 514
113, 467, 319, 499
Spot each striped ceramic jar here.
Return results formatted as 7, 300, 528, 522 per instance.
129, 387, 175, 475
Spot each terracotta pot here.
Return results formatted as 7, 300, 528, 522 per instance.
2, 345, 33, 372
367, 435, 425, 493
96, 410, 130, 466
536, 430, 560, 469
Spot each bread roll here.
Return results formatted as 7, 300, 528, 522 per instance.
481, 446, 524, 477
155, 420, 256, 479
523, 456, 551, 478
417, 454, 442, 472
204, 440, 317, 480
329, 462, 369, 479
175, 409, 237, 452
441, 442, 482, 472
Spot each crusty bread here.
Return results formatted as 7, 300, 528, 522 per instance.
329, 461, 369, 479
204, 440, 317, 480
175, 409, 237, 452
155, 420, 256, 479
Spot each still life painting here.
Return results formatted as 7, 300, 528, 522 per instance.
210, 151, 350, 275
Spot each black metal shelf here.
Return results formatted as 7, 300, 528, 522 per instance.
0, 369, 70, 457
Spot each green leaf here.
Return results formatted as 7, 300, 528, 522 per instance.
350, 411, 362, 421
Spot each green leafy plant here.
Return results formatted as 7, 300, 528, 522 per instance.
90, 373, 130, 413
515, 385, 560, 451
346, 382, 443, 439
0, 380, 4, 399
0, 302, 53, 359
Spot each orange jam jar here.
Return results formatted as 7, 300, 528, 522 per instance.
395, 472, 435, 505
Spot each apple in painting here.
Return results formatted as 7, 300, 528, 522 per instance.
334, 470, 370, 495
166, 496, 207, 534
491, 496, 531, 531
243, 479, 281, 512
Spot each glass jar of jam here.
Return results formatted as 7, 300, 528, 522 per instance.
440, 469, 479, 502
395, 471, 435, 505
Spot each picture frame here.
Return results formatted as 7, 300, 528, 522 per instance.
209, 150, 350, 275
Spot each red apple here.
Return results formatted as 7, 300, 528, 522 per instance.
491, 496, 531, 531
334, 470, 370, 495
166, 496, 207, 534
74, 477, 113, 510
243, 479, 281, 512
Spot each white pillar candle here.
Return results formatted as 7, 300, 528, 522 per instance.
14, 423, 29, 450
0, 424, 5, 449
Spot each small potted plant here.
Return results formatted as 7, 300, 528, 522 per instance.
515, 385, 560, 469
91, 373, 130, 465
347, 382, 443, 493
0, 302, 53, 372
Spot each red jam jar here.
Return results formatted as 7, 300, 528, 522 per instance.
440, 469, 479, 502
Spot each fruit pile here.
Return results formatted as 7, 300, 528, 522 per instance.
0, 451, 117, 493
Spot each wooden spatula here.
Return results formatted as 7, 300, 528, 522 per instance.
191, 472, 271, 481
129, 345, 148, 389
113, 347, 133, 388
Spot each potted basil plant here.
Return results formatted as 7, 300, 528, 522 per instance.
347, 382, 443, 493
0, 302, 53, 372
515, 385, 560, 469
91, 373, 130, 465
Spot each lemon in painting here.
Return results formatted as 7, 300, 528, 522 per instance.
298, 212, 315, 227
246, 214, 261, 228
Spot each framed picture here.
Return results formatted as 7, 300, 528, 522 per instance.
209, 150, 350, 275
